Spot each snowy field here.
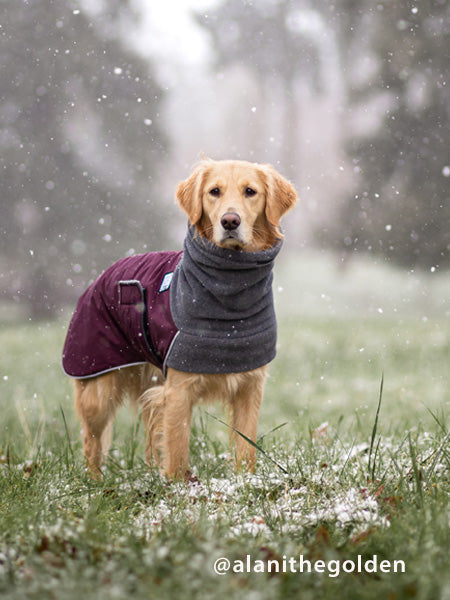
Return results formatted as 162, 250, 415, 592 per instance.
0, 251, 449, 600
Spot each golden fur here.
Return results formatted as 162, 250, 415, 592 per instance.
74, 159, 297, 479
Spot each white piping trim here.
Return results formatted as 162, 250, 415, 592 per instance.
62, 361, 154, 380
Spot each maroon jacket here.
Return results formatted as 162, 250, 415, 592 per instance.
62, 251, 182, 378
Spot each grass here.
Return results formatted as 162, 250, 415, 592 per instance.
0, 252, 449, 599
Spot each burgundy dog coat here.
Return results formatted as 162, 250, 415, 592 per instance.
62, 252, 182, 378
63, 226, 282, 378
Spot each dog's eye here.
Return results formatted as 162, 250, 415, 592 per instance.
209, 187, 221, 198
245, 187, 257, 197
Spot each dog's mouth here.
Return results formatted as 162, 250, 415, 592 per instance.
218, 231, 246, 250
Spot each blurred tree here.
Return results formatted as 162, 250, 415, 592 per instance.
0, 0, 168, 318
327, 0, 450, 269
195, 0, 323, 179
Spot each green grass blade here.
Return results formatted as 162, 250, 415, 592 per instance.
60, 405, 75, 465
205, 411, 289, 475
371, 434, 382, 481
258, 421, 289, 442
424, 430, 450, 485
423, 405, 447, 434
408, 432, 424, 506
368, 374, 384, 478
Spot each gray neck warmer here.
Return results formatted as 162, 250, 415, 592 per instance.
165, 226, 282, 374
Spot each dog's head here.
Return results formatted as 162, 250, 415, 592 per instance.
176, 158, 298, 251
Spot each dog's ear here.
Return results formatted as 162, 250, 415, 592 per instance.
176, 163, 210, 225
262, 165, 298, 237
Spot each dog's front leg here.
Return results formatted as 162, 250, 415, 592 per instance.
229, 369, 266, 472
162, 378, 193, 480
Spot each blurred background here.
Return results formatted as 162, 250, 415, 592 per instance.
1, 0, 449, 321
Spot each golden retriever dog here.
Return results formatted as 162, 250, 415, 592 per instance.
64, 159, 297, 480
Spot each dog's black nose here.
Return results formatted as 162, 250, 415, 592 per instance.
221, 212, 241, 231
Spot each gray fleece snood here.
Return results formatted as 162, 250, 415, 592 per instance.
165, 225, 282, 374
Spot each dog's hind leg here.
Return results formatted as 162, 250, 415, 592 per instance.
74, 372, 122, 477
140, 385, 165, 468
